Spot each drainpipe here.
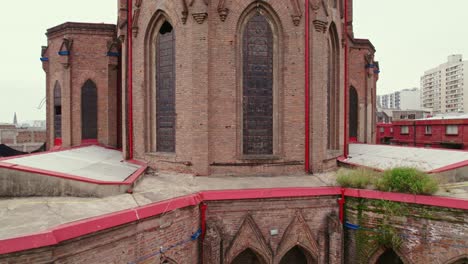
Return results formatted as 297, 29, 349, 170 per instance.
343, 0, 349, 158
305, 0, 311, 173
338, 188, 345, 223
127, 0, 134, 160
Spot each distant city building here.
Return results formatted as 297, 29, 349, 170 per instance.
421, 54, 468, 113
377, 88, 420, 110
391, 109, 431, 121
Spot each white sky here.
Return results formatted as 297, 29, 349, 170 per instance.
0, 1, 467, 123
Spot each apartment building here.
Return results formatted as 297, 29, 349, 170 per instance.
421, 54, 468, 113
377, 88, 420, 110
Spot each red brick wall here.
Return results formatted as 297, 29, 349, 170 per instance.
43, 23, 118, 149
204, 197, 342, 263
345, 198, 468, 264
125, 0, 361, 175
0, 206, 200, 264
0, 196, 466, 264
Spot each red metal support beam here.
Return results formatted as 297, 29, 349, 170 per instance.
343, 0, 349, 158
127, 0, 134, 160
304, 0, 311, 173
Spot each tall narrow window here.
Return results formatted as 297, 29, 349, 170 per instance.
327, 24, 340, 150
242, 12, 274, 155
156, 21, 175, 152
82, 80, 98, 140
53, 82, 62, 139
349, 86, 358, 139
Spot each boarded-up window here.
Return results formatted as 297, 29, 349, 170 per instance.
400, 126, 409, 134
446, 125, 458, 135
156, 21, 176, 152
243, 13, 274, 155
82, 80, 98, 139
53, 82, 62, 138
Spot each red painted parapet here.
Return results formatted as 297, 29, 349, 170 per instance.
0, 187, 467, 255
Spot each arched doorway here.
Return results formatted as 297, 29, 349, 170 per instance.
375, 249, 404, 264
279, 246, 316, 264
349, 86, 358, 142
232, 248, 266, 264
81, 80, 98, 140
451, 258, 468, 264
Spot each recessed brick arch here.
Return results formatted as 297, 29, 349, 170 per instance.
274, 212, 319, 264
232, 248, 269, 264
368, 247, 412, 264
444, 255, 468, 264
224, 215, 273, 264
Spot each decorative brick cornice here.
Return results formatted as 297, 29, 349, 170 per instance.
47, 23, 116, 38
313, 19, 328, 33
217, 0, 229, 21
192, 12, 208, 24
290, 0, 302, 26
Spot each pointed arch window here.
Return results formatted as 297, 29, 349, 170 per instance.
242, 10, 276, 156
82, 80, 98, 140
155, 21, 176, 152
53, 81, 62, 139
327, 23, 340, 150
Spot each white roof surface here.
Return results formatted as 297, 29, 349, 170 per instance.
347, 144, 468, 171
2, 145, 140, 182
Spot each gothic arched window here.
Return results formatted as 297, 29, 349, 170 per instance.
81, 79, 98, 140
327, 23, 340, 150
242, 10, 275, 156
155, 21, 176, 152
53, 81, 62, 139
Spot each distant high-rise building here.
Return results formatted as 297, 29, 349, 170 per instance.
420, 54, 468, 113
377, 88, 420, 110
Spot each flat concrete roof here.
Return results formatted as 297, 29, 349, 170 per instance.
0, 146, 140, 182
346, 144, 468, 172
0, 172, 335, 240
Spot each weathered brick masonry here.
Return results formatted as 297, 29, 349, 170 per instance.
0, 194, 466, 263
42, 0, 378, 176
42, 23, 119, 149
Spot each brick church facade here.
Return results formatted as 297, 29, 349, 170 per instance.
41, 0, 378, 176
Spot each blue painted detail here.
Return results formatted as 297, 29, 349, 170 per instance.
40, 57, 49, 62
191, 228, 202, 240
345, 221, 360, 230
374, 70, 381, 74
58, 51, 70, 56
107, 52, 120, 57
365, 64, 375, 69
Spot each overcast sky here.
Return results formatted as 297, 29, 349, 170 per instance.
0, 1, 467, 123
